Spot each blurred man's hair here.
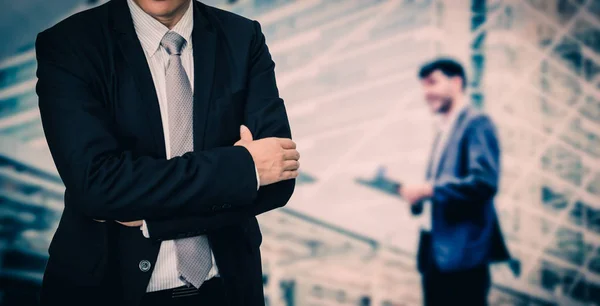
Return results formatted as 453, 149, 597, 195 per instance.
418, 58, 467, 90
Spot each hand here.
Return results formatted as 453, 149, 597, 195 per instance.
235, 125, 300, 186
94, 219, 142, 227
399, 183, 433, 205
117, 220, 143, 227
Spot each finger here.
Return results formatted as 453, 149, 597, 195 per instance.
94, 219, 106, 222
283, 149, 300, 161
234, 139, 248, 146
277, 138, 296, 149
240, 125, 253, 141
282, 160, 300, 171
117, 220, 142, 227
281, 170, 299, 180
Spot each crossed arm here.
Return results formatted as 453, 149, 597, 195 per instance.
36, 21, 295, 240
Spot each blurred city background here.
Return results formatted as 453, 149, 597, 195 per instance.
0, 0, 599, 305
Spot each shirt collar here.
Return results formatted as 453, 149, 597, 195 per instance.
127, 0, 194, 57
436, 102, 468, 132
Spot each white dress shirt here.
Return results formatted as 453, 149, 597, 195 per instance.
421, 103, 468, 231
128, 0, 259, 292
127, 0, 217, 292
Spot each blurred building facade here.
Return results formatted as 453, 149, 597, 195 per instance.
0, 0, 598, 305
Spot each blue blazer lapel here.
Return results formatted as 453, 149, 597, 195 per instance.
425, 133, 441, 181
432, 106, 471, 179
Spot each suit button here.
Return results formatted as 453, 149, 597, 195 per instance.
139, 260, 151, 272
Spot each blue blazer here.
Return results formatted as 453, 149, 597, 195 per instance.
415, 106, 510, 273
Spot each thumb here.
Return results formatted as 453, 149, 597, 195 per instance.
240, 125, 253, 141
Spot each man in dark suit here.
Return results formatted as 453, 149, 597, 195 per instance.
35, 0, 300, 305
398, 58, 510, 306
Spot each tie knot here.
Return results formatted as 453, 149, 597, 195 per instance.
161, 31, 186, 55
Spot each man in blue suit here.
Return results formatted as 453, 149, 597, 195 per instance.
399, 58, 510, 305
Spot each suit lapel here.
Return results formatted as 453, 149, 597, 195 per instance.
432, 106, 470, 179
192, 2, 217, 151
110, 0, 166, 158
425, 132, 441, 180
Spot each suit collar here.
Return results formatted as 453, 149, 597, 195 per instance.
190, 0, 217, 150
451, 104, 471, 131
436, 102, 469, 134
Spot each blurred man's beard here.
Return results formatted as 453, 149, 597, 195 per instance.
436, 97, 453, 114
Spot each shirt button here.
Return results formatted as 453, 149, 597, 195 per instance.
139, 260, 151, 272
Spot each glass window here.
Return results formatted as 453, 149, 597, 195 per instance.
560, 118, 600, 158
0, 59, 37, 90
0, 90, 38, 119
544, 227, 585, 266
542, 145, 591, 186
570, 17, 600, 55
579, 95, 600, 124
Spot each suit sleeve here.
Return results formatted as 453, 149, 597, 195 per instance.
244, 20, 296, 216
35, 31, 258, 222
144, 20, 295, 241
144, 209, 255, 241
432, 115, 500, 205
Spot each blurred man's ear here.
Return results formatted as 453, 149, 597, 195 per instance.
451, 76, 464, 93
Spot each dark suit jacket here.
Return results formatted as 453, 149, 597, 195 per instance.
35, 1, 295, 305
414, 106, 510, 273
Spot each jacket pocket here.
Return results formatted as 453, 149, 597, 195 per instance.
47, 207, 108, 283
